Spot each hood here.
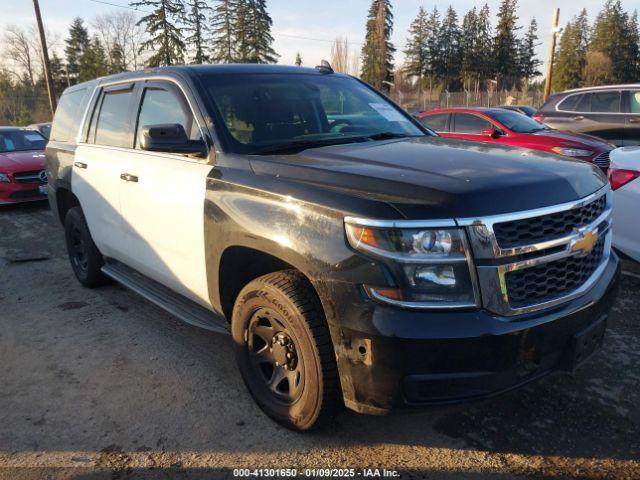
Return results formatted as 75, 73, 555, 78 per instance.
532, 130, 613, 150
249, 136, 607, 219
0, 150, 46, 174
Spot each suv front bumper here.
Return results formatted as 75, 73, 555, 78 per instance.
329, 252, 620, 415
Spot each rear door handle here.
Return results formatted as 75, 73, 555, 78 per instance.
74, 161, 87, 169
629, 118, 640, 124
120, 173, 139, 183
572, 115, 585, 121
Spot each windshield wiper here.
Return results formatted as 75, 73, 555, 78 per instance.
366, 132, 414, 141
250, 137, 368, 155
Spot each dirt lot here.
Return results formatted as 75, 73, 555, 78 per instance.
0, 202, 639, 480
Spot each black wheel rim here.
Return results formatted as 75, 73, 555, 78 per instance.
246, 307, 304, 404
70, 225, 88, 273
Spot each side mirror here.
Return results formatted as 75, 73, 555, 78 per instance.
139, 123, 206, 156
481, 127, 501, 138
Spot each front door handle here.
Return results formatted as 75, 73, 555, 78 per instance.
120, 173, 139, 183
74, 161, 87, 169
572, 115, 585, 121
629, 118, 640, 124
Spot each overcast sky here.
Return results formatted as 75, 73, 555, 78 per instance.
3, 0, 638, 72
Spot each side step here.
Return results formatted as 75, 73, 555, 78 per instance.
102, 260, 229, 335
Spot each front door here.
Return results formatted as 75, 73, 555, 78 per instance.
118, 81, 213, 307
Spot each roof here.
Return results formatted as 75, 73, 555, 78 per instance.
422, 107, 516, 116
0, 127, 33, 132
562, 84, 640, 93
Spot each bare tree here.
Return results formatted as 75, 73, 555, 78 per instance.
3, 26, 37, 87
330, 37, 360, 76
92, 11, 147, 70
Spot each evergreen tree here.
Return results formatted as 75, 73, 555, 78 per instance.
109, 43, 127, 74
184, 0, 211, 64
475, 4, 494, 91
210, 0, 238, 63
629, 11, 640, 80
79, 37, 109, 82
460, 7, 479, 92
49, 53, 68, 95
295, 52, 302, 66
590, 0, 638, 83
493, 0, 520, 89
131, 0, 187, 67
234, 0, 279, 64
403, 7, 429, 84
553, 9, 590, 91
64, 18, 90, 84
424, 6, 440, 94
518, 19, 541, 86
360, 0, 395, 91
435, 6, 462, 91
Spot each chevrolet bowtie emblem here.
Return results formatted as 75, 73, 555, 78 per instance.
570, 229, 599, 257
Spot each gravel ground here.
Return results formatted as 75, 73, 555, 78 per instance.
0, 202, 639, 480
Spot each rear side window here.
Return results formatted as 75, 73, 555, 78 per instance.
453, 113, 493, 134
93, 89, 133, 148
630, 91, 640, 114
420, 113, 449, 132
50, 88, 86, 142
591, 91, 621, 112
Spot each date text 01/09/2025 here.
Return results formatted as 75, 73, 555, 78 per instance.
232, 468, 401, 477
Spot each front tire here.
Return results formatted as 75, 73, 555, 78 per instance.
231, 270, 341, 431
64, 206, 107, 288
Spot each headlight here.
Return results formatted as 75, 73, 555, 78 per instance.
0, 173, 10, 183
345, 219, 478, 308
551, 147, 593, 157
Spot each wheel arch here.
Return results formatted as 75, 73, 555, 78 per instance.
55, 186, 81, 224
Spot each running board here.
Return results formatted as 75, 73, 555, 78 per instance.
101, 260, 229, 335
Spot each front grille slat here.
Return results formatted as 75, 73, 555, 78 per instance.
493, 195, 606, 249
593, 151, 611, 169
505, 236, 605, 309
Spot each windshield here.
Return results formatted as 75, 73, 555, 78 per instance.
202, 73, 427, 154
491, 110, 548, 133
0, 130, 47, 153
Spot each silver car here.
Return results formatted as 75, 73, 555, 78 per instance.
610, 146, 640, 261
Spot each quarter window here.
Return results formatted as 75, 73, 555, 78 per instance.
135, 87, 202, 148
50, 88, 86, 142
453, 113, 493, 134
420, 114, 449, 132
94, 89, 133, 148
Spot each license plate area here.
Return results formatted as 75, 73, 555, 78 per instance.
571, 315, 607, 371
38, 185, 48, 195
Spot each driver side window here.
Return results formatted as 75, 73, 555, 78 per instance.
135, 86, 202, 149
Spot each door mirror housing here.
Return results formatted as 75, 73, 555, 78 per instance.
481, 127, 501, 138
139, 123, 206, 156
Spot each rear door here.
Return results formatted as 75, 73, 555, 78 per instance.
72, 82, 136, 260
118, 80, 213, 307
625, 90, 640, 145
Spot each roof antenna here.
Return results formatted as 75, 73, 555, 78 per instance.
315, 60, 334, 74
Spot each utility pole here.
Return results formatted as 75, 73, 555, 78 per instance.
32, 0, 57, 115
544, 8, 560, 101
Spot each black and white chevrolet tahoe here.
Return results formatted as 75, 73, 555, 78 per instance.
46, 64, 620, 431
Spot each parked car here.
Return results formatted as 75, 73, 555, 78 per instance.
417, 107, 615, 170
47, 64, 619, 431
609, 147, 640, 262
26, 122, 52, 140
500, 105, 537, 117
533, 85, 640, 147
0, 127, 48, 205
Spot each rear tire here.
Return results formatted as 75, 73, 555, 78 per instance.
64, 206, 107, 288
231, 270, 341, 431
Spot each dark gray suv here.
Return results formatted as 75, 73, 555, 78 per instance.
534, 85, 640, 146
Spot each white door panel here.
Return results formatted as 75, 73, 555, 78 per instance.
119, 152, 213, 307
71, 144, 128, 259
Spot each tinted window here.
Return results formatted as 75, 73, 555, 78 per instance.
576, 94, 591, 112
420, 113, 449, 132
629, 91, 640, 114
591, 91, 621, 113
490, 110, 548, 133
558, 94, 581, 112
203, 74, 424, 154
94, 90, 133, 148
136, 88, 202, 148
0, 130, 46, 153
50, 88, 86, 142
453, 113, 493, 134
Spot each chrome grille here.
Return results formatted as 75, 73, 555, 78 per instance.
505, 236, 605, 308
13, 169, 47, 184
460, 187, 612, 316
493, 195, 606, 248
593, 151, 611, 169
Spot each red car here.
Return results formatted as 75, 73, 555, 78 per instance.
0, 127, 48, 205
417, 107, 614, 169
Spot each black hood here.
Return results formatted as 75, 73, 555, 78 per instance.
249, 136, 607, 219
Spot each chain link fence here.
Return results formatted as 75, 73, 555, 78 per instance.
390, 90, 547, 114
